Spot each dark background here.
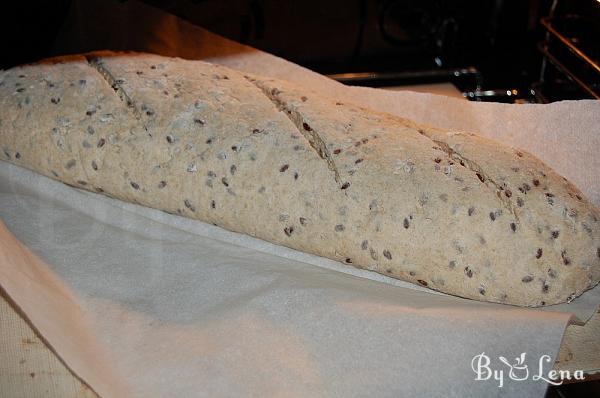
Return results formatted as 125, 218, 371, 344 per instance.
0, 0, 598, 102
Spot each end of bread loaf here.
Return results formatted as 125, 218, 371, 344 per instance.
242, 74, 600, 307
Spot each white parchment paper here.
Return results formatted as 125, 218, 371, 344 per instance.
0, 0, 598, 397
0, 163, 577, 398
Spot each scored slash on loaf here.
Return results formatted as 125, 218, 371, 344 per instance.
1, 51, 599, 306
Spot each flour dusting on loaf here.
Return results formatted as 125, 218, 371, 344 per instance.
1, 51, 599, 306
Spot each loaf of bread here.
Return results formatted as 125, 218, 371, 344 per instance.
1, 52, 599, 306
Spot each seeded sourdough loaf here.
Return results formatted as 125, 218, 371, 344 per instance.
1, 52, 599, 306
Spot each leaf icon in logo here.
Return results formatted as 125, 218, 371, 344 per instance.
499, 353, 529, 381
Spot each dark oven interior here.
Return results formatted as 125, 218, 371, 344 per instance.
1, 0, 599, 103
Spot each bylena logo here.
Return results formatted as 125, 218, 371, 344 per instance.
471, 352, 585, 388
